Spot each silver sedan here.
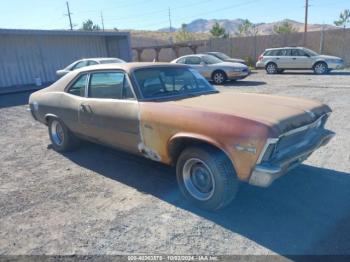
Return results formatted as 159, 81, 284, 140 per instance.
56, 57, 126, 78
171, 54, 249, 84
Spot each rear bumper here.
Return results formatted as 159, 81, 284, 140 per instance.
249, 128, 335, 187
255, 61, 265, 69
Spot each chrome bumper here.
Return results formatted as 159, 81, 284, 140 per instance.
249, 128, 335, 187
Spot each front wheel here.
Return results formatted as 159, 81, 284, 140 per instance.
212, 71, 227, 85
48, 118, 79, 152
313, 62, 328, 75
176, 146, 239, 211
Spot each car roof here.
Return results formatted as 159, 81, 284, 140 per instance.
80, 57, 122, 62
74, 62, 189, 73
265, 46, 305, 51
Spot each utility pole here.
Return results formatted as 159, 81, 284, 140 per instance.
100, 11, 105, 31
65, 1, 73, 30
304, 0, 309, 45
168, 7, 172, 32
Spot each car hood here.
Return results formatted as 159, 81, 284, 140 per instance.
225, 58, 246, 64
317, 55, 341, 60
215, 61, 248, 69
168, 92, 331, 135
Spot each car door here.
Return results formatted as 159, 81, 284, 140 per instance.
274, 49, 292, 68
78, 71, 141, 153
290, 49, 314, 69
184, 56, 208, 78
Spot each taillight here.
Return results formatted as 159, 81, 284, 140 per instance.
258, 54, 263, 61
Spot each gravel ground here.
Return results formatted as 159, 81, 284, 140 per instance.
0, 70, 350, 257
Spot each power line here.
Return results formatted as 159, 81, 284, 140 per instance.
65, 1, 73, 30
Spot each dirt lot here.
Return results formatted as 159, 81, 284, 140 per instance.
1, 70, 350, 257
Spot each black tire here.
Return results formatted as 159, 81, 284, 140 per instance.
176, 145, 239, 211
48, 118, 79, 152
313, 61, 328, 75
265, 62, 278, 74
212, 70, 227, 85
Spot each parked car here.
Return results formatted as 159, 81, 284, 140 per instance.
29, 63, 335, 210
56, 57, 126, 78
205, 52, 246, 65
256, 47, 344, 74
171, 54, 249, 85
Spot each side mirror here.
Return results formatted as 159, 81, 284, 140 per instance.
200, 61, 206, 66
304, 53, 310, 57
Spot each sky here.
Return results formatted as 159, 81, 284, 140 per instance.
0, 0, 348, 31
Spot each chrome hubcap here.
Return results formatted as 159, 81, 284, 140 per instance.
183, 158, 215, 201
267, 64, 276, 73
50, 120, 64, 146
214, 73, 224, 83
315, 63, 326, 74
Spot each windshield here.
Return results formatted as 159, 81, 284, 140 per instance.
202, 55, 223, 64
213, 52, 230, 60
303, 48, 318, 56
133, 67, 217, 100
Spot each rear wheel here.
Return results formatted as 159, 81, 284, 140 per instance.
48, 118, 79, 152
212, 71, 227, 85
265, 63, 278, 74
313, 62, 328, 75
176, 146, 239, 211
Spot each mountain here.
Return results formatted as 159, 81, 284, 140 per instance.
158, 19, 337, 35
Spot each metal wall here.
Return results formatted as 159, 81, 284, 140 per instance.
0, 30, 132, 88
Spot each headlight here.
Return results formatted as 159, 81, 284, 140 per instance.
327, 58, 342, 63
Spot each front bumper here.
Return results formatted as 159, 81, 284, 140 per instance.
249, 128, 335, 187
227, 70, 250, 80
328, 61, 345, 70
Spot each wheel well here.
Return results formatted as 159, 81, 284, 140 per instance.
44, 114, 59, 125
313, 60, 327, 69
211, 69, 227, 80
168, 137, 227, 166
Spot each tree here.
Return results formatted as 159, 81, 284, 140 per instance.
237, 19, 258, 36
175, 23, 195, 42
210, 22, 229, 38
273, 21, 297, 35
81, 19, 100, 31
334, 9, 350, 28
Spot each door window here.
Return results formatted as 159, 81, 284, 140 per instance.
67, 74, 87, 97
276, 49, 291, 56
291, 49, 307, 56
88, 72, 134, 99
87, 60, 99, 66
185, 56, 201, 65
73, 61, 89, 70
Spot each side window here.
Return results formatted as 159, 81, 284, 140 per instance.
276, 49, 290, 56
176, 57, 186, 64
73, 61, 88, 70
185, 56, 201, 65
88, 72, 133, 100
67, 74, 87, 97
291, 49, 306, 56
87, 60, 98, 66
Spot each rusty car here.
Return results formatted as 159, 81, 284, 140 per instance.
28, 62, 335, 210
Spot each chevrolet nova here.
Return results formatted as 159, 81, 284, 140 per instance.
29, 63, 335, 210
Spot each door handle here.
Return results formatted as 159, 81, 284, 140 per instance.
276, 58, 280, 60
80, 103, 90, 112
292, 58, 297, 60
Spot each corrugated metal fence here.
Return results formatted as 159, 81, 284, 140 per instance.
0, 29, 131, 88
